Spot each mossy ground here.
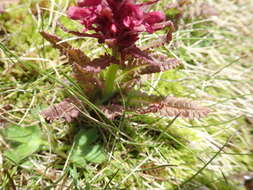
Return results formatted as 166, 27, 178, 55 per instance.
0, 0, 253, 189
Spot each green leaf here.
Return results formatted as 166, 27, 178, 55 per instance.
3, 125, 41, 143
84, 144, 107, 163
70, 128, 107, 166
3, 125, 42, 164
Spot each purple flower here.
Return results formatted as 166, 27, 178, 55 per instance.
78, 0, 102, 7
68, 0, 170, 51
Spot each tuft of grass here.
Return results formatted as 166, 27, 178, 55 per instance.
0, 0, 253, 189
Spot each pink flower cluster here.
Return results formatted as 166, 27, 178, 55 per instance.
68, 0, 167, 50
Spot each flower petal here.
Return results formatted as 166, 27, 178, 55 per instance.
68, 6, 90, 20
78, 0, 102, 7
144, 11, 165, 24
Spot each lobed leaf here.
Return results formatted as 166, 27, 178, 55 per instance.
41, 98, 80, 122
40, 31, 116, 96
139, 57, 180, 75
57, 22, 103, 40
40, 31, 73, 55
122, 46, 155, 65
141, 27, 175, 50
74, 54, 118, 73
99, 104, 124, 120
126, 90, 162, 106
67, 48, 90, 65
40, 31, 91, 64
138, 96, 211, 119
120, 76, 140, 92
124, 54, 181, 77
72, 65, 102, 95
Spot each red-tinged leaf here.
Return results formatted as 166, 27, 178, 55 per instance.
40, 31, 102, 96
139, 58, 180, 75
126, 90, 162, 106
121, 77, 140, 92
151, 20, 175, 33
40, 31, 91, 65
41, 31, 115, 72
74, 55, 118, 73
41, 98, 81, 122
118, 67, 141, 92
99, 104, 124, 120
66, 48, 90, 66
124, 54, 180, 75
40, 31, 72, 54
123, 46, 155, 64
58, 22, 103, 40
72, 63, 102, 95
120, 54, 180, 91
138, 96, 211, 119
141, 31, 173, 50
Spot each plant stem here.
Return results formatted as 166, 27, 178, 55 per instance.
104, 48, 120, 100
104, 63, 119, 98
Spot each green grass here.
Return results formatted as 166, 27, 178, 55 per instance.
1, 0, 253, 189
